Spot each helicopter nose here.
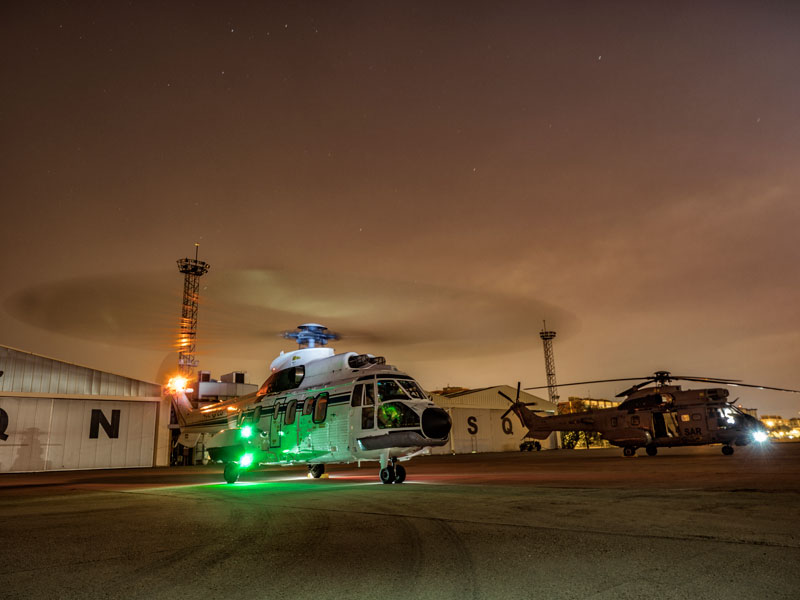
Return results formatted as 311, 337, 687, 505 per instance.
422, 407, 451, 439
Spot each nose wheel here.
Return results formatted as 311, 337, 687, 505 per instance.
379, 460, 406, 484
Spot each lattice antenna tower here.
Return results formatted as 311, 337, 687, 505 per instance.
176, 244, 210, 377
539, 320, 559, 403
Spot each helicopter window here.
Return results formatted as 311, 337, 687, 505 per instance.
377, 380, 409, 402
611, 417, 618, 427
313, 393, 328, 424
285, 400, 297, 425
364, 382, 375, 406
378, 402, 420, 429
399, 380, 427, 400
273, 401, 282, 419
303, 397, 315, 416
630, 416, 640, 426
691, 413, 701, 421
680, 414, 691, 422
351, 384, 363, 407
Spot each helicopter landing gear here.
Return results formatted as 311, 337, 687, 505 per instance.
623, 447, 636, 457
223, 462, 240, 484
645, 445, 658, 457
379, 458, 406, 484
380, 466, 395, 484
308, 464, 325, 478
722, 445, 734, 456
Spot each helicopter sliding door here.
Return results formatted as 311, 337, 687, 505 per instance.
652, 411, 679, 439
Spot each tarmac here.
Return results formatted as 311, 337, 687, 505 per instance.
2, 443, 799, 599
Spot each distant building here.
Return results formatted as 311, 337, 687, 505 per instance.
558, 396, 618, 414
0, 345, 167, 473
557, 397, 618, 449
428, 385, 558, 454
761, 415, 787, 429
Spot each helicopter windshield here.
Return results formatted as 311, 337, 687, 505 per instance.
377, 380, 410, 402
714, 407, 740, 428
399, 380, 427, 399
377, 402, 421, 429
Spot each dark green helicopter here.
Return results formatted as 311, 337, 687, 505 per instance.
500, 371, 799, 457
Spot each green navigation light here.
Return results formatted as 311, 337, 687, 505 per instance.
241, 425, 253, 439
239, 453, 254, 467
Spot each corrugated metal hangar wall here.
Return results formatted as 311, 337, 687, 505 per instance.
0, 346, 169, 473
429, 385, 559, 453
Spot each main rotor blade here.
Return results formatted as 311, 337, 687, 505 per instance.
524, 377, 649, 391
616, 379, 658, 397
515, 381, 521, 403
671, 375, 742, 383
501, 407, 515, 419
724, 382, 800, 394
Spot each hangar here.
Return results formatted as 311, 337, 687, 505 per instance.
429, 385, 559, 453
0, 345, 168, 473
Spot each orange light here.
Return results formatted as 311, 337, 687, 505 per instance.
167, 376, 189, 393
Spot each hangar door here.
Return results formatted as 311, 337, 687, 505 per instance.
0, 397, 157, 472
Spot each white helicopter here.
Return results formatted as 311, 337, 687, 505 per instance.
167, 324, 452, 484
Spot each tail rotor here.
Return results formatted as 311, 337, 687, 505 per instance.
499, 382, 538, 420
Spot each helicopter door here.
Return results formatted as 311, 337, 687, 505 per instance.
361, 382, 376, 430
652, 413, 668, 438
350, 382, 375, 450
269, 399, 284, 448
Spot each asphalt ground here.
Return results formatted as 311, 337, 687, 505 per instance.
2, 443, 799, 600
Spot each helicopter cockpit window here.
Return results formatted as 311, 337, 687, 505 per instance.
377, 380, 409, 402
378, 402, 421, 429
351, 384, 364, 407
398, 380, 427, 400
716, 407, 737, 428
364, 382, 375, 406
630, 416, 640, 426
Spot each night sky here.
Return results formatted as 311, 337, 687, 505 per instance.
2, 2, 799, 416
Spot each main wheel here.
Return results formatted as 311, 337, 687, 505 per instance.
308, 464, 325, 478
645, 445, 658, 457
623, 447, 636, 457
722, 445, 734, 456
380, 466, 395, 484
393, 464, 406, 484
223, 462, 240, 484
